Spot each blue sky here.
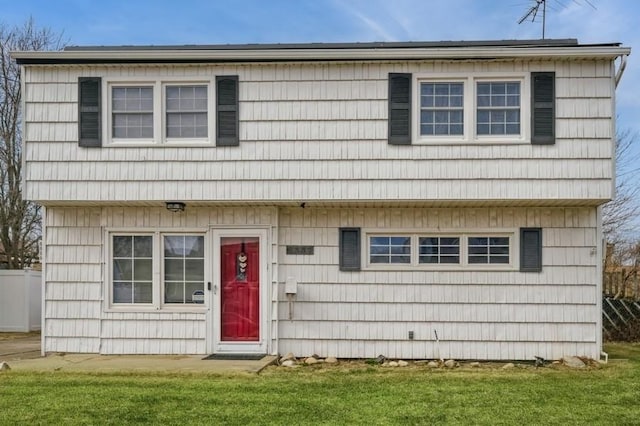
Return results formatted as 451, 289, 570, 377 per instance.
4, 0, 640, 169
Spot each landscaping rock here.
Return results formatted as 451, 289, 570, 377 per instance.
562, 356, 586, 368
280, 352, 295, 363
388, 361, 399, 367
325, 357, 338, 364
304, 357, 319, 365
398, 360, 409, 367
0, 362, 11, 371
427, 361, 439, 368
281, 360, 296, 368
469, 362, 481, 368
444, 359, 457, 369
502, 363, 515, 370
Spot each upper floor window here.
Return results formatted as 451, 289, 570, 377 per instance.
107, 80, 212, 145
166, 85, 208, 138
112, 87, 154, 139
420, 82, 464, 136
415, 74, 528, 143
476, 82, 521, 135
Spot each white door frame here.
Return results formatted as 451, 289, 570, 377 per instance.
207, 227, 269, 354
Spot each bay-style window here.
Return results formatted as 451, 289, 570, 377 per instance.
110, 232, 206, 308
367, 233, 513, 269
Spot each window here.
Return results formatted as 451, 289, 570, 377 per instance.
420, 83, 464, 136
164, 235, 205, 304
112, 87, 153, 138
419, 237, 460, 264
112, 235, 153, 304
108, 80, 211, 144
166, 85, 208, 138
468, 236, 510, 264
369, 236, 411, 264
110, 233, 206, 308
476, 82, 520, 135
366, 232, 513, 269
415, 74, 527, 143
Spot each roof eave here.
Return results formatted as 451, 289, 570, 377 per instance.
12, 46, 632, 65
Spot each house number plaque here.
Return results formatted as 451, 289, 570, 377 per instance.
286, 245, 314, 255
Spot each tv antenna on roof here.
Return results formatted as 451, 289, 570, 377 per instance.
518, 0, 597, 39
518, 0, 548, 39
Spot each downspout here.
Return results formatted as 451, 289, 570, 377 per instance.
40, 207, 46, 356
600, 53, 629, 364
615, 54, 628, 88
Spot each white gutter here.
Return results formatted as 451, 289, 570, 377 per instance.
11, 46, 631, 62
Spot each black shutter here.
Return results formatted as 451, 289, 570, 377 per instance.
520, 228, 542, 272
339, 228, 361, 271
216, 75, 239, 146
388, 73, 412, 145
531, 72, 555, 145
78, 77, 101, 147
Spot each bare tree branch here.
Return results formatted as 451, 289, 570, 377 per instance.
0, 17, 65, 269
604, 129, 640, 272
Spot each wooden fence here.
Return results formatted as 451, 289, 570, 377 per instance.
603, 270, 640, 300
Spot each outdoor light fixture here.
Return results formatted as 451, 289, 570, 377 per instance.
165, 202, 186, 213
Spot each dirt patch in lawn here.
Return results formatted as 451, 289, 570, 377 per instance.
0, 331, 40, 341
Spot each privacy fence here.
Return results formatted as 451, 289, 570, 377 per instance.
0, 269, 41, 332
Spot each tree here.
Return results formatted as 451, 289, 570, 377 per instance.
603, 129, 640, 247
603, 129, 640, 298
0, 18, 63, 269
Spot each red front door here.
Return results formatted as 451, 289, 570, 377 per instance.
220, 237, 260, 341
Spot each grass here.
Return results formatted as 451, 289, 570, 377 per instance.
1, 344, 640, 425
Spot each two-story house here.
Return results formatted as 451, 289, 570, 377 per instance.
13, 39, 630, 360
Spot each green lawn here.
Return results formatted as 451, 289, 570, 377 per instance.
1, 344, 639, 425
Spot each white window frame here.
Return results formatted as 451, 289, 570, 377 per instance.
413, 73, 530, 145
105, 228, 209, 312
103, 77, 215, 147
363, 229, 517, 271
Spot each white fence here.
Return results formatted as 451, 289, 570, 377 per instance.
0, 270, 41, 332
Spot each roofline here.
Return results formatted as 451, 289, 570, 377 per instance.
63, 39, 585, 51
12, 40, 630, 65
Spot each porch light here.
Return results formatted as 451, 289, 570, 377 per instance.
165, 202, 186, 213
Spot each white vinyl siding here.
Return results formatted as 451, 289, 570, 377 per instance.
23, 60, 614, 204
42, 206, 278, 355
278, 206, 601, 360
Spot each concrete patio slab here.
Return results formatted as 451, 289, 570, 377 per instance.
5, 353, 278, 374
